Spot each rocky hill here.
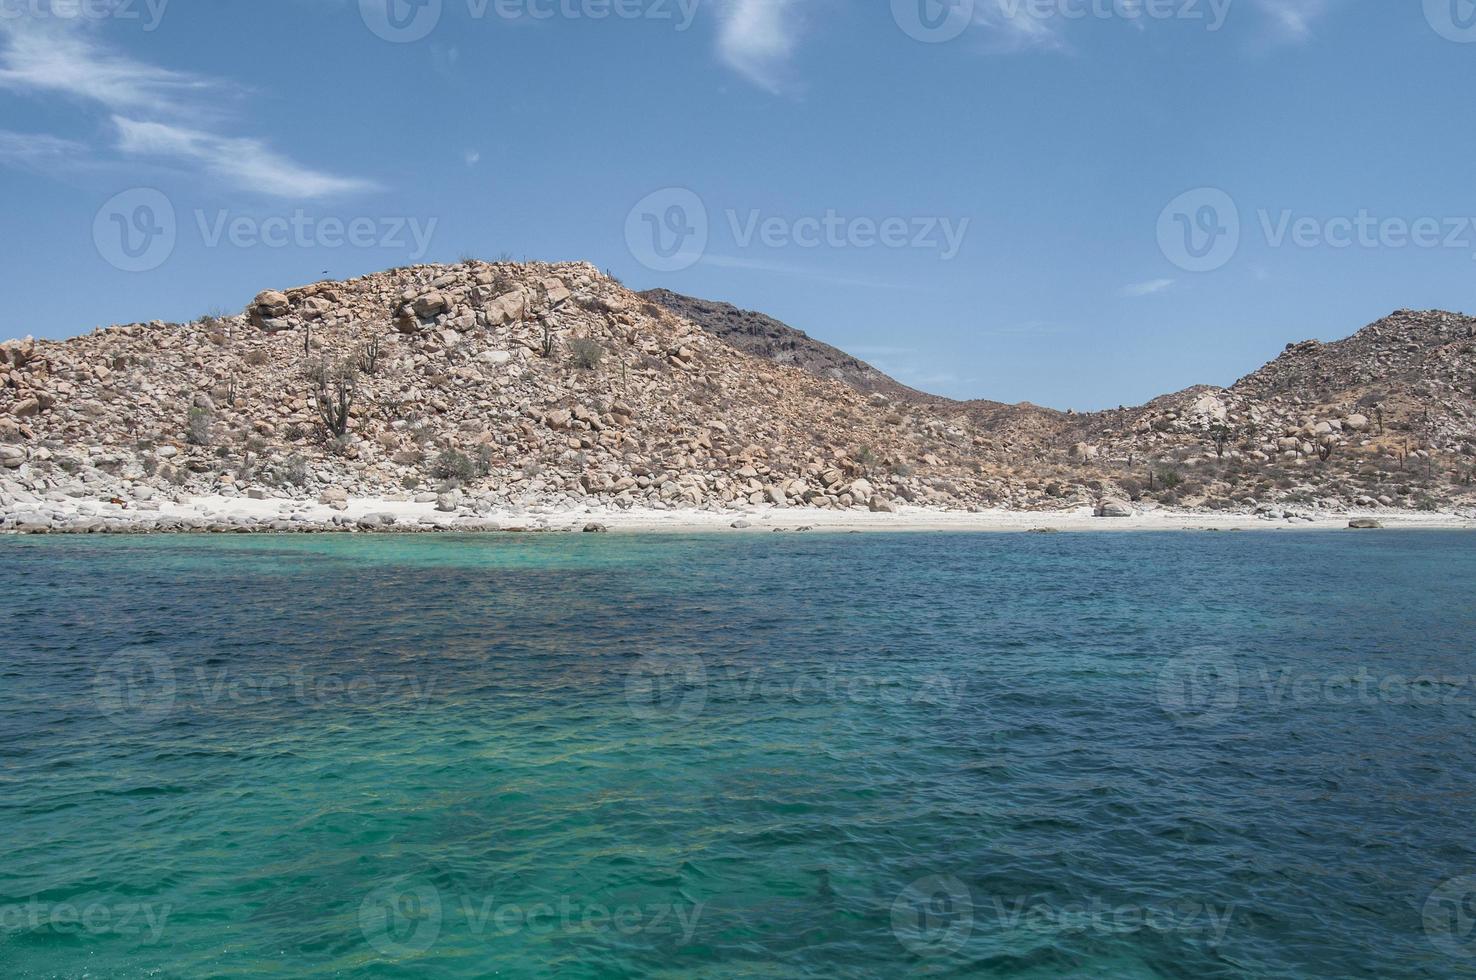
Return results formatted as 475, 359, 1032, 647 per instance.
1, 264, 1473, 528
639, 288, 935, 404
1050, 310, 1476, 513
640, 288, 1069, 468
0, 262, 1017, 522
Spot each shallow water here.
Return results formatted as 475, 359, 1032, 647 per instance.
2, 531, 1475, 978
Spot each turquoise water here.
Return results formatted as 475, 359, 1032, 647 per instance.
3, 532, 1476, 978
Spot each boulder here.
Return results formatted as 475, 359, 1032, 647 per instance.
0, 445, 24, 468
482, 290, 529, 326
250, 291, 292, 331
1095, 498, 1133, 518
254, 290, 290, 316
412, 292, 449, 318
318, 487, 349, 511
1348, 518, 1384, 529
1346, 414, 1370, 432
582, 522, 609, 533
868, 496, 896, 513
1189, 392, 1228, 423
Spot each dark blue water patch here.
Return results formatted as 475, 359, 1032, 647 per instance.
1, 532, 1474, 978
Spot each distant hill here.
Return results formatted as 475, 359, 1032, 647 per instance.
639, 288, 935, 404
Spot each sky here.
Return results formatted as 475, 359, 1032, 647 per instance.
1, 0, 1473, 410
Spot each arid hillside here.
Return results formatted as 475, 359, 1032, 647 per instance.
0, 262, 1013, 515
2, 263, 1473, 521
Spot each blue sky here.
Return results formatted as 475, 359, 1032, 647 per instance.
1, 0, 1473, 410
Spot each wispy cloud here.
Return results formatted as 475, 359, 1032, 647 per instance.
1120, 278, 1175, 297
0, 129, 88, 168
971, 0, 1071, 52
963, 0, 1331, 53
716, 0, 801, 94
0, 16, 377, 198
0, 19, 216, 116
113, 117, 380, 198
1251, 0, 1335, 44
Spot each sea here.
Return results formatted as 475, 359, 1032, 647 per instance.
2, 531, 1474, 978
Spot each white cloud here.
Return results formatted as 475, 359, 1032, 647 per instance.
112, 117, 380, 199
0, 129, 88, 167
0, 19, 215, 115
964, 0, 1335, 53
1120, 278, 1175, 297
1252, 0, 1335, 43
971, 0, 1070, 52
716, 0, 801, 94
0, 16, 377, 198
464, 149, 481, 167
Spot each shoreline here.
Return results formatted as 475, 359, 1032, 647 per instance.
2, 493, 1473, 535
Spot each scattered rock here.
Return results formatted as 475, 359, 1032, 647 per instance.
1095, 498, 1133, 518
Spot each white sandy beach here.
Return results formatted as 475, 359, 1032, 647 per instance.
4, 489, 1474, 534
